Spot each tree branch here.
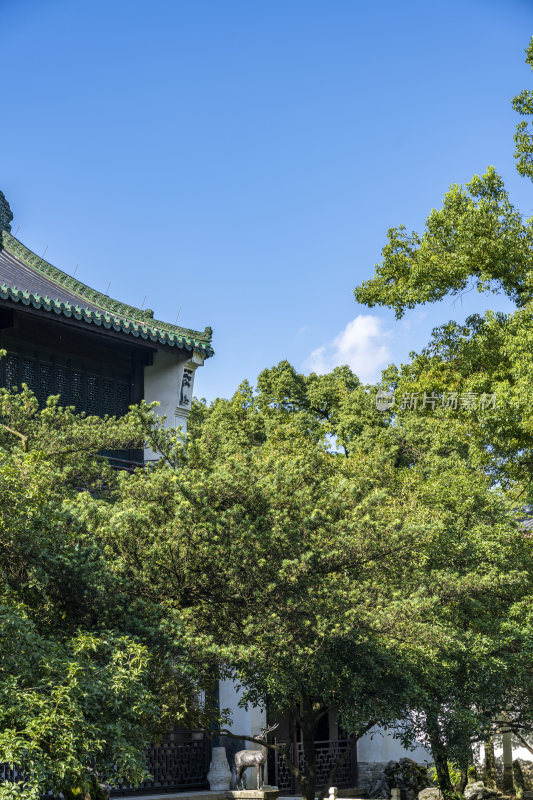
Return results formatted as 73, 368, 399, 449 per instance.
1, 424, 28, 451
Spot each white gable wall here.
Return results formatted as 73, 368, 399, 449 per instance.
143, 349, 204, 457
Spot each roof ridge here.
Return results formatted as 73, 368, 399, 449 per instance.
1, 230, 213, 344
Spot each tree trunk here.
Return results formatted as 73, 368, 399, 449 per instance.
426, 713, 453, 797
300, 717, 317, 800
457, 737, 474, 793
295, 693, 323, 800
483, 735, 497, 789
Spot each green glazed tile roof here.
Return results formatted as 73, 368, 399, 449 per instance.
0, 230, 213, 358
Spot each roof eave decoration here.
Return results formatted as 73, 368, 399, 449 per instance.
0, 230, 213, 358
0, 192, 13, 234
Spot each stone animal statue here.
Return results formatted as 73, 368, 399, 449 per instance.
233, 724, 279, 790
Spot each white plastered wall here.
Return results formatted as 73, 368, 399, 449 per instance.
144, 351, 184, 423
509, 741, 533, 761
219, 678, 267, 787
143, 349, 204, 458
357, 724, 431, 764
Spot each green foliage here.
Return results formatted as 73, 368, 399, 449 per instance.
513, 37, 533, 180
354, 167, 533, 318
2, 362, 531, 800
0, 386, 209, 799
353, 35, 533, 787
0, 599, 156, 800
429, 762, 462, 790
467, 765, 477, 784
352, 38, 533, 494
123, 362, 533, 800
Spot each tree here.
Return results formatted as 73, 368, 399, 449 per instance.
513, 37, 533, 180
352, 37, 533, 491
353, 34, 533, 783
2, 369, 529, 800
0, 382, 210, 800
92, 361, 533, 800
97, 392, 426, 800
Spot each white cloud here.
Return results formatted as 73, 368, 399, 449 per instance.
304, 315, 392, 383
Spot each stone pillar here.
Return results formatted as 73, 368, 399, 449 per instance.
502, 729, 513, 792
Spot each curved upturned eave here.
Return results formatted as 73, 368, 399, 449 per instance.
0, 283, 214, 357
0, 231, 214, 358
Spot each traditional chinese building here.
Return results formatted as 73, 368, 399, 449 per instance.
0, 191, 213, 464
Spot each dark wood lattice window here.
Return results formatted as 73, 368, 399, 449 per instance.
22, 358, 36, 389
0, 350, 143, 468
55, 365, 69, 405
86, 374, 99, 416
0, 351, 131, 418
39, 362, 53, 400
71, 369, 84, 409
5, 355, 19, 389
102, 379, 115, 416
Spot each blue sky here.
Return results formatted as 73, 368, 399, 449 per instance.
2, 0, 533, 402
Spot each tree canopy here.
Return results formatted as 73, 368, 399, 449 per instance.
0, 385, 210, 800
90, 361, 533, 800
1, 358, 532, 800
353, 33, 533, 788
353, 37, 533, 495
